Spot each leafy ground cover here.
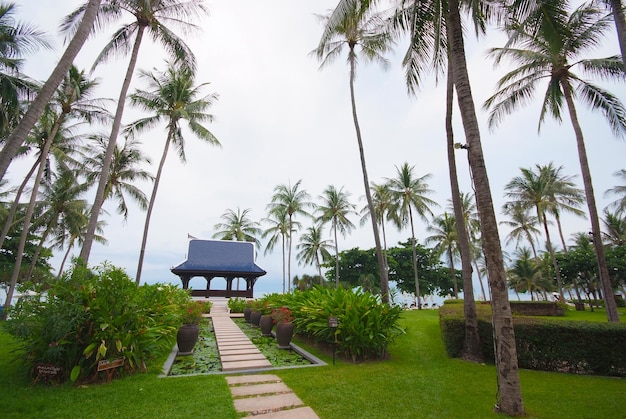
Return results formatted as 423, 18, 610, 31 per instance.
0, 308, 624, 418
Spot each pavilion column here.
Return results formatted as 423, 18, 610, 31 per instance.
180, 275, 191, 290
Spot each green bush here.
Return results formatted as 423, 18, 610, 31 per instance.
3, 261, 189, 384
439, 302, 626, 376
227, 298, 247, 313
284, 287, 405, 362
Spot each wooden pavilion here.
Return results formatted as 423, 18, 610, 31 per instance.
171, 239, 266, 298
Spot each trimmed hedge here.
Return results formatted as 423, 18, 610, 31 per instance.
440, 302, 626, 376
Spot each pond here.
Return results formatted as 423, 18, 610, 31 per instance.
165, 317, 325, 376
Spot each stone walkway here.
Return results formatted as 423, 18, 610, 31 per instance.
226, 374, 319, 418
207, 299, 320, 418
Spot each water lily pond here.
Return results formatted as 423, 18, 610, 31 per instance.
166, 318, 323, 376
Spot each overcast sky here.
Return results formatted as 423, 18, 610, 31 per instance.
10, 1, 626, 297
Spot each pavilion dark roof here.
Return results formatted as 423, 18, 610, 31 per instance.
170, 239, 266, 277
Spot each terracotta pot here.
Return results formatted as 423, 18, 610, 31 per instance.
177, 324, 200, 355
276, 322, 294, 349
260, 315, 273, 336
243, 307, 252, 322
250, 310, 262, 326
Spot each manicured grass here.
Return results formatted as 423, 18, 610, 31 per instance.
1, 309, 624, 418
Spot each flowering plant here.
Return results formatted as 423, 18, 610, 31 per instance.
181, 301, 204, 325
271, 307, 294, 324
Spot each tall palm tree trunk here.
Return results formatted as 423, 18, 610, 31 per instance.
57, 238, 75, 277
445, 61, 481, 361
561, 80, 619, 322
281, 233, 286, 293
3, 121, 57, 315
80, 27, 146, 262
0, 159, 38, 249
448, 0, 524, 414
555, 214, 568, 253
333, 221, 340, 286
408, 208, 421, 307
540, 211, 564, 300
348, 49, 389, 302
288, 215, 293, 293
0, 0, 102, 181
609, 0, 626, 69
136, 123, 174, 284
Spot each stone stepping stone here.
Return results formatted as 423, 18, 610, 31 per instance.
251, 406, 319, 419
230, 382, 291, 397
226, 374, 281, 385
222, 359, 272, 371
221, 353, 268, 363
233, 393, 304, 413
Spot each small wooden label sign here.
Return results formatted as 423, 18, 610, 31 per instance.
97, 357, 124, 371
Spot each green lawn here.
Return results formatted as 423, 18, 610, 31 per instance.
1, 309, 624, 418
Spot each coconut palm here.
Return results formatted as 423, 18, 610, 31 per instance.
68, 0, 207, 263
49, 205, 107, 277
262, 206, 290, 294
312, 2, 393, 302
359, 182, 394, 267
539, 163, 586, 253
425, 212, 460, 297
267, 180, 311, 292
25, 166, 89, 278
501, 201, 541, 258
0, 1, 48, 135
605, 169, 626, 214
0, 0, 101, 181
508, 247, 543, 301
316, 185, 357, 286
387, 162, 437, 308
443, 0, 526, 408
213, 208, 262, 244
81, 134, 152, 221
484, 2, 626, 322
126, 62, 219, 284
296, 224, 333, 285
601, 209, 626, 246
504, 165, 566, 299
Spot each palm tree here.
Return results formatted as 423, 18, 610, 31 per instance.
312, 2, 392, 302
387, 162, 437, 308
316, 185, 356, 286
213, 208, 262, 244
508, 247, 543, 301
296, 224, 333, 284
69, 0, 207, 263
0, 1, 48, 135
501, 201, 541, 260
49, 205, 107, 277
262, 207, 290, 294
267, 180, 311, 292
601, 209, 626, 246
0, 0, 101, 181
539, 163, 586, 253
505, 165, 566, 299
126, 62, 219, 284
484, 2, 626, 322
605, 169, 626, 214
81, 134, 152, 221
25, 166, 89, 278
425, 213, 460, 297
444, 0, 526, 409
359, 182, 393, 267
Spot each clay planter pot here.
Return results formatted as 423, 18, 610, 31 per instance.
250, 310, 262, 327
177, 324, 200, 355
275, 322, 294, 349
243, 307, 252, 322
260, 315, 273, 336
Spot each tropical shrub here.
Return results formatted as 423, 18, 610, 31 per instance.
284, 287, 405, 362
439, 301, 626, 376
3, 261, 188, 384
227, 297, 247, 313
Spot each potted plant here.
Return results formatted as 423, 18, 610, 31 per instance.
177, 300, 203, 355
271, 307, 294, 348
